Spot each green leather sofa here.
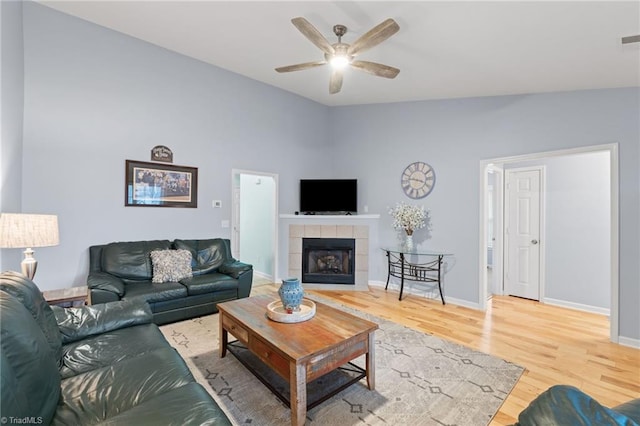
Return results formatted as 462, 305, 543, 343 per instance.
0, 271, 231, 425
513, 385, 640, 426
88, 238, 253, 325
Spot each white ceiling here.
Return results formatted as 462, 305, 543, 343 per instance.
38, 1, 640, 107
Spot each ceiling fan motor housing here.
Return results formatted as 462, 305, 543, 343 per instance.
333, 24, 347, 38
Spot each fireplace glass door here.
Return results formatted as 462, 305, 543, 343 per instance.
302, 238, 355, 284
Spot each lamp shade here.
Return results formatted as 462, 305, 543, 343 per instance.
0, 213, 59, 248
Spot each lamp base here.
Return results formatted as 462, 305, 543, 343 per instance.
21, 248, 38, 280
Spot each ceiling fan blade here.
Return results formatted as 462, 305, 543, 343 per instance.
350, 60, 400, 79
348, 18, 400, 56
291, 17, 335, 55
275, 60, 327, 73
329, 69, 343, 94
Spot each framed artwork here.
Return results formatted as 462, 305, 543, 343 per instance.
125, 160, 198, 208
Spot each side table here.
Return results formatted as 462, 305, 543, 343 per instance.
381, 247, 452, 303
42, 286, 89, 307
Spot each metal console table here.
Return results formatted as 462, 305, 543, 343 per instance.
381, 247, 452, 303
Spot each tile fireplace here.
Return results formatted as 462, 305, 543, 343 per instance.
280, 214, 380, 291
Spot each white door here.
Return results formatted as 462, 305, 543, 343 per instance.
505, 168, 542, 300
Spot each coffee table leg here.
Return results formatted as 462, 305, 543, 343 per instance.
366, 331, 376, 390
290, 362, 307, 426
219, 315, 228, 358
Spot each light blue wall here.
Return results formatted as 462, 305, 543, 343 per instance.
17, 2, 330, 288
0, 0, 25, 271
543, 152, 611, 309
329, 89, 639, 340
3, 3, 639, 341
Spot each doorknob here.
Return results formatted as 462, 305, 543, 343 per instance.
531, 239, 539, 244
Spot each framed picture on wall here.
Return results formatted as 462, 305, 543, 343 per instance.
125, 160, 198, 208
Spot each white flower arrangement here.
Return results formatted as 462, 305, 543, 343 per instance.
389, 202, 430, 235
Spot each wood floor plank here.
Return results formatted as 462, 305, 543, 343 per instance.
252, 282, 640, 425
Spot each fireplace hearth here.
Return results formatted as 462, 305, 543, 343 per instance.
302, 238, 355, 285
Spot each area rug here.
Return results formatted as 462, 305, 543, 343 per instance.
160, 295, 524, 425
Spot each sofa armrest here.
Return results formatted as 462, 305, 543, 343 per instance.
51, 299, 153, 344
87, 272, 125, 297
219, 260, 253, 299
219, 260, 252, 279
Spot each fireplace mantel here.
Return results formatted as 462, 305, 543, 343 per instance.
279, 214, 380, 220
279, 214, 380, 291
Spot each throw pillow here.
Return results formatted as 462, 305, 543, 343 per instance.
150, 249, 193, 283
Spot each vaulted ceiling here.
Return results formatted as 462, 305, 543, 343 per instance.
39, 1, 640, 106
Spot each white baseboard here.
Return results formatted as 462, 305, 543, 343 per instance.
368, 281, 480, 309
253, 270, 272, 280
543, 297, 610, 317
618, 335, 640, 349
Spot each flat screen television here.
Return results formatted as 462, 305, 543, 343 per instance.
299, 179, 357, 214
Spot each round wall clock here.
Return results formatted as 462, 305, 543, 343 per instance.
401, 161, 436, 199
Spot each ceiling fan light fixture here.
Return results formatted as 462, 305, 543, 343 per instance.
330, 55, 349, 69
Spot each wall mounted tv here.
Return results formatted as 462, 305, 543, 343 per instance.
299, 179, 357, 214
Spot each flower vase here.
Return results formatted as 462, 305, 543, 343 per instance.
278, 278, 304, 314
405, 232, 414, 251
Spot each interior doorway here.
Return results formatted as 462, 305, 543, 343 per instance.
479, 143, 619, 342
231, 169, 279, 282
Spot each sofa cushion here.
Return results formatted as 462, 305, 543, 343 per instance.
150, 249, 193, 283
180, 272, 238, 296
53, 346, 196, 425
0, 290, 61, 425
174, 238, 228, 276
89, 382, 231, 426
0, 271, 62, 365
102, 240, 172, 280
122, 281, 187, 304
59, 323, 168, 379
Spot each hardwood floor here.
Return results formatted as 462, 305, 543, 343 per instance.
253, 283, 640, 425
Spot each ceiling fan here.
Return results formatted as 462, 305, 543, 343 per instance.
275, 17, 400, 94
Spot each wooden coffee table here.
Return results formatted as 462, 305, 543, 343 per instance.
218, 295, 378, 426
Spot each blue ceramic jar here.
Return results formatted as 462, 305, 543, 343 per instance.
278, 278, 304, 313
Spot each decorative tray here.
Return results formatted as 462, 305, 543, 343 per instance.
266, 299, 316, 323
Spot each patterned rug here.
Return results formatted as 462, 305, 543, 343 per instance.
160, 295, 524, 425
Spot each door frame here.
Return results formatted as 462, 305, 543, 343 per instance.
503, 165, 545, 301
478, 143, 619, 342
489, 165, 504, 296
231, 168, 279, 281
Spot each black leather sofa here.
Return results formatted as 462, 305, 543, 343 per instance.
89, 238, 253, 324
513, 384, 640, 425
0, 271, 231, 425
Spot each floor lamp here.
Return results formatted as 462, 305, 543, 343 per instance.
0, 213, 60, 280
